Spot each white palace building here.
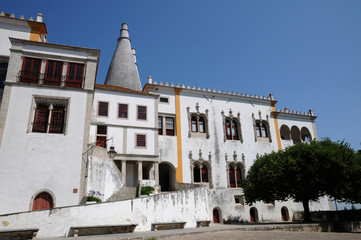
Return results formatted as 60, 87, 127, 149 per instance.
0, 13, 332, 238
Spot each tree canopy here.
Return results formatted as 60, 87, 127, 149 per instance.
243, 138, 360, 222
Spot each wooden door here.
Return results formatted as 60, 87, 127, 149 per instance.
32, 192, 53, 211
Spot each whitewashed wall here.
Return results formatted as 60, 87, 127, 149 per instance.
0, 85, 89, 214
91, 90, 158, 156
0, 187, 209, 238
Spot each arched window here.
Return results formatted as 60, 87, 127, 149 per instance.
280, 125, 291, 140
228, 167, 235, 188
201, 166, 208, 182
301, 127, 312, 142
199, 117, 205, 133
261, 124, 268, 137
232, 121, 239, 140
193, 165, 200, 182
236, 168, 242, 187
225, 119, 240, 141
225, 120, 232, 139
191, 116, 198, 132
32, 192, 53, 211
291, 126, 301, 143
255, 123, 261, 137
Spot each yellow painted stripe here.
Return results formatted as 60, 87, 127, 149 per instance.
271, 102, 282, 151
174, 88, 183, 182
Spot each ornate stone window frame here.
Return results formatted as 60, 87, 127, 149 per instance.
186, 103, 209, 139
252, 111, 272, 142
226, 151, 246, 189
189, 149, 212, 188
221, 109, 243, 142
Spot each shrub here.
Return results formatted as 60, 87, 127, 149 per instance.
141, 186, 155, 196
86, 195, 102, 203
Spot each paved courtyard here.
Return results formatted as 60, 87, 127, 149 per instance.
48, 223, 361, 240
159, 230, 360, 240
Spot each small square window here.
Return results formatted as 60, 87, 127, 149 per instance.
137, 106, 147, 120
160, 97, 169, 103
136, 134, 146, 147
97, 125, 107, 135
234, 195, 244, 205
118, 104, 128, 118
98, 102, 108, 116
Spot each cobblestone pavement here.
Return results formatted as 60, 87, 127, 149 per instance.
159, 230, 361, 240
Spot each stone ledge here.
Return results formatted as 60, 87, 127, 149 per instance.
71, 224, 137, 237
0, 228, 38, 240
152, 222, 187, 231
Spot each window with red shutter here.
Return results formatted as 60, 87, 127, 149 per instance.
66, 63, 84, 88
31, 99, 68, 134
20, 57, 41, 84
229, 167, 236, 188
201, 166, 208, 183
32, 104, 49, 133
49, 105, 65, 133
44, 60, 63, 86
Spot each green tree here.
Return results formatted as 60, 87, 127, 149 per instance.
244, 138, 359, 222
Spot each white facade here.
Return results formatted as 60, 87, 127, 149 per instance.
0, 38, 99, 214
0, 16, 332, 236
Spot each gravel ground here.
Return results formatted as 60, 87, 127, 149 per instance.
159, 230, 361, 240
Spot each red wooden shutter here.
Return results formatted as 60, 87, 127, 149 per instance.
66, 63, 84, 88
32, 105, 49, 133
96, 136, 107, 148
236, 168, 242, 188
229, 168, 235, 188
49, 106, 65, 133
201, 166, 208, 182
21, 57, 41, 84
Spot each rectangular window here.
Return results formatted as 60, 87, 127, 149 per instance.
158, 116, 163, 135
160, 97, 169, 103
118, 104, 128, 118
136, 134, 146, 147
66, 63, 84, 88
32, 100, 67, 134
44, 60, 63, 86
20, 57, 41, 84
165, 117, 175, 136
97, 125, 107, 135
137, 106, 147, 120
96, 136, 107, 148
98, 102, 108, 116
96, 125, 107, 148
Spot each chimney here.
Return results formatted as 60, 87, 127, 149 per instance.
36, 13, 43, 22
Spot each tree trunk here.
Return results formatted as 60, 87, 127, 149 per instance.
302, 199, 312, 222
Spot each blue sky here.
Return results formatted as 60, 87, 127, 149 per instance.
3, 0, 361, 150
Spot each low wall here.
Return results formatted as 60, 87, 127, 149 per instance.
0, 187, 209, 238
